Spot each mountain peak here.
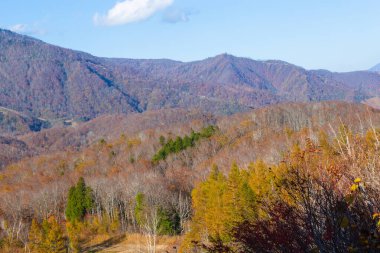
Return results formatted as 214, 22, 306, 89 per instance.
214, 53, 235, 59
205, 53, 238, 63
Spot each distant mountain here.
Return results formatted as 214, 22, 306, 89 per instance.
1, 28, 380, 121
370, 63, 380, 72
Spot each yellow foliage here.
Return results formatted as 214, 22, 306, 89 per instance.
43, 217, 66, 253
29, 216, 66, 253
182, 162, 277, 251
66, 221, 84, 253
182, 165, 228, 250
350, 184, 359, 192
240, 119, 252, 128
127, 138, 141, 147
284, 127, 294, 138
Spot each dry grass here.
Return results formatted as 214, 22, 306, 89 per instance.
96, 233, 183, 253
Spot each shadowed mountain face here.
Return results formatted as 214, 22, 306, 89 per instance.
0, 106, 50, 135
1, 29, 380, 120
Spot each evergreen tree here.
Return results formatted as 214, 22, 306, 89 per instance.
152, 126, 217, 162
65, 177, 93, 222
174, 137, 183, 153
157, 208, 180, 235
159, 135, 166, 145
183, 135, 192, 148
135, 192, 145, 226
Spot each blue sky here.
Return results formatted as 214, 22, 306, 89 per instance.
0, 0, 379, 72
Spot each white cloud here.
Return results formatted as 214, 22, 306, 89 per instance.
9, 24, 28, 33
94, 0, 174, 26
8, 23, 46, 36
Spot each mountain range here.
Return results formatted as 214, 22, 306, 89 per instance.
1, 28, 380, 122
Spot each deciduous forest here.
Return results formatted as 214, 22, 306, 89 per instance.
1, 102, 380, 252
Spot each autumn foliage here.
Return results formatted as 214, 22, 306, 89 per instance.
182, 127, 380, 252
1, 103, 380, 252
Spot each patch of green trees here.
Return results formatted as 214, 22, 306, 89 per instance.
152, 125, 216, 163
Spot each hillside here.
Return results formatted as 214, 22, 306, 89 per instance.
0, 108, 212, 169
0, 106, 50, 135
1, 101, 380, 252
1, 101, 377, 170
1, 29, 380, 121
1, 101, 379, 189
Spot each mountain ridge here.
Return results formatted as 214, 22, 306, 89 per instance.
1, 29, 380, 121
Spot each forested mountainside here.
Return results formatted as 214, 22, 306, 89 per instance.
1, 28, 380, 121
0, 108, 213, 169
1, 101, 380, 252
0, 101, 377, 169
0, 106, 50, 135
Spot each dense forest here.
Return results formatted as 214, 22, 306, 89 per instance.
0, 102, 380, 252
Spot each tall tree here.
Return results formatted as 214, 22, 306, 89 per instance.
28, 219, 44, 253
42, 217, 66, 253
28, 217, 66, 253
65, 177, 93, 222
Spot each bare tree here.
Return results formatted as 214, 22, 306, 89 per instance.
138, 206, 160, 253
172, 191, 191, 234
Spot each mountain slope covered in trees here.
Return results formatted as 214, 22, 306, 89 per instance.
0, 106, 50, 135
1, 28, 380, 121
1, 101, 380, 252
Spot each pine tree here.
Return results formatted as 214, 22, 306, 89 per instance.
65, 177, 93, 222
159, 135, 166, 145
135, 192, 145, 226
174, 137, 183, 153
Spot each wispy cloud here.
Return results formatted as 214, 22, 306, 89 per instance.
94, 0, 174, 26
162, 8, 195, 23
8, 23, 46, 36
9, 24, 28, 33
